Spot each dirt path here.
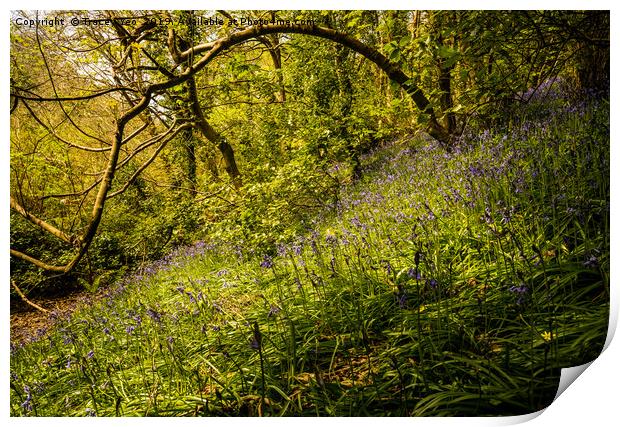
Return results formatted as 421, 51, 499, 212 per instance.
10, 288, 105, 346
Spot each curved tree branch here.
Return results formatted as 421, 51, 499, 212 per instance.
10, 248, 68, 272
21, 100, 112, 152
10, 196, 75, 245
10, 86, 139, 102
180, 23, 450, 143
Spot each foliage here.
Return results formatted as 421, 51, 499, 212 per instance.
10, 10, 609, 287
10, 88, 609, 416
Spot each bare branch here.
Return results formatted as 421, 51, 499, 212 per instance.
34, 18, 110, 147
11, 280, 50, 314
21, 101, 112, 152
11, 86, 139, 102
107, 123, 193, 199
10, 248, 68, 272
10, 196, 75, 245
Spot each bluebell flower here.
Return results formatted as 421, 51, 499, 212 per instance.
398, 291, 408, 309
310, 239, 319, 254
268, 305, 281, 318
146, 308, 162, 323
350, 216, 364, 229
20, 386, 33, 412
260, 255, 274, 269
483, 206, 493, 224
251, 322, 262, 350
325, 232, 338, 245
381, 260, 393, 275
509, 284, 528, 295
469, 165, 483, 177
407, 267, 421, 280
250, 337, 260, 350
292, 243, 302, 256
509, 284, 529, 305
584, 255, 598, 268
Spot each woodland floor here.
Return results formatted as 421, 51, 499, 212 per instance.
10, 288, 106, 346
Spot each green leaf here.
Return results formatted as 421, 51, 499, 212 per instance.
416, 114, 430, 125
437, 45, 458, 59
383, 41, 398, 55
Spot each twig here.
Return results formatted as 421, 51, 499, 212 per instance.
11, 280, 50, 314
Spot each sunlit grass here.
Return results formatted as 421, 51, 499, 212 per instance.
10, 92, 609, 416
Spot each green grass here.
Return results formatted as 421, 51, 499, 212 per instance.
10, 93, 609, 416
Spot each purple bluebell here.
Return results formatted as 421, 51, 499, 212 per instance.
407, 267, 422, 280
20, 386, 32, 412
325, 233, 338, 245
212, 302, 223, 313
268, 305, 281, 317
250, 337, 260, 350
584, 255, 598, 268
398, 291, 408, 309
350, 216, 364, 229
509, 284, 528, 295
146, 308, 162, 323
260, 255, 274, 269
509, 284, 529, 305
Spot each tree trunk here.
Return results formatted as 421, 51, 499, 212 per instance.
181, 125, 197, 191
187, 77, 243, 189
267, 13, 286, 103
438, 64, 457, 135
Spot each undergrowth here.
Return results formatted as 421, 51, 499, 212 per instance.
10, 92, 609, 416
